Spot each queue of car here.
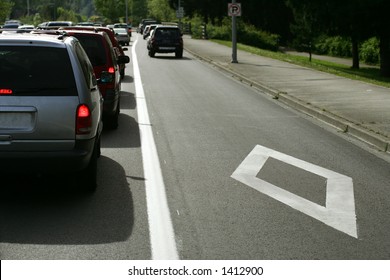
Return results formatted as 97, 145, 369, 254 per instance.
0, 21, 131, 192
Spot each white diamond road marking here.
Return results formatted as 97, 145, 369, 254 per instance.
231, 145, 357, 238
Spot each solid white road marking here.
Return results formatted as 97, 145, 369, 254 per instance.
132, 38, 179, 259
231, 145, 358, 238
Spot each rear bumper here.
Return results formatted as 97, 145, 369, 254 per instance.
0, 138, 96, 174
152, 45, 183, 53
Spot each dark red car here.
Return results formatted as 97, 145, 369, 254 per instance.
61, 26, 128, 79
65, 30, 130, 129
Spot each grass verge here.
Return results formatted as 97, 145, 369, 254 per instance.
212, 39, 390, 88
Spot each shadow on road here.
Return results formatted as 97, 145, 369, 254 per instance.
0, 156, 134, 245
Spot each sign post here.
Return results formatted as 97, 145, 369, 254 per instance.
228, 1, 241, 63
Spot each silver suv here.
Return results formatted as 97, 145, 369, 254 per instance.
0, 33, 103, 191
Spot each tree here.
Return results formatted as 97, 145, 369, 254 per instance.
286, 0, 331, 60
367, 0, 390, 77
94, 0, 125, 22
0, 0, 14, 22
325, 0, 372, 69
148, 0, 175, 21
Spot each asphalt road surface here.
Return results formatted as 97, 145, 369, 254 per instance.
1, 33, 390, 260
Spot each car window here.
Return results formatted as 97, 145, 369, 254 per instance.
72, 35, 107, 66
154, 28, 180, 39
74, 42, 97, 90
0, 46, 77, 96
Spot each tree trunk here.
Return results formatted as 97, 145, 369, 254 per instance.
351, 37, 359, 69
380, 35, 390, 77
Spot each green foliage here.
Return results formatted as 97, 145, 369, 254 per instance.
0, 0, 14, 23
314, 36, 352, 57
148, 0, 175, 22
204, 18, 280, 52
187, 14, 206, 39
56, 7, 80, 22
313, 35, 380, 65
360, 37, 380, 65
238, 23, 280, 52
94, 0, 129, 22
206, 17, 231, 41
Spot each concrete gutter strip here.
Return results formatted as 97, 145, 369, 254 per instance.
185, 46, 390, 153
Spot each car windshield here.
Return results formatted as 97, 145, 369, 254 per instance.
0, 46, 77, 96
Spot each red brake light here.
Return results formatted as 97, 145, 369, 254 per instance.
0, 89, 13, 95
108, 67, 115, 74
76, 104, 92, 134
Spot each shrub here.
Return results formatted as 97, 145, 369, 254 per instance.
187, 14, 204, 39
238, 23, 280, 51
207, 18, 279, 51
314, 36, 352, 57
360, 37, 380, 65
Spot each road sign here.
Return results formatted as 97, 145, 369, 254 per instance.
228, 3, 241, 17
176, 7, 184, 18
231, 145, 357, 238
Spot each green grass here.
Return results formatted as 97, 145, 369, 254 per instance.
212, 39, 390, 88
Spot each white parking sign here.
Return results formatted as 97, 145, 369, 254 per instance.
228, 3, 241, 17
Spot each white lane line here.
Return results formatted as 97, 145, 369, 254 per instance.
132, 38, 179, 259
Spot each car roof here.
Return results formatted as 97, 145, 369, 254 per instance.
63, 30, 113, 52
0, 33, 71, 48
63, 30, 110, 43
60, 26, 119, 46
48, 21, 73, 26
156, 25, 180, 28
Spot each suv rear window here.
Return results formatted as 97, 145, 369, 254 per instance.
0, 46, 77, 96
154, 28, 181, 39
71, 35, 107, 66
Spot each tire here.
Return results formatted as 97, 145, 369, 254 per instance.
78, 138, 99, 193
105, 101, 120, 129
175, 50, 183, 58
149, 50, 155, 57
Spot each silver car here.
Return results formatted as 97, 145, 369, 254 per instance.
0, 33, 103, 191
113, 28, 130, 46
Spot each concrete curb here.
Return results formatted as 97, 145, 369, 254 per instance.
185, 46, 390, 153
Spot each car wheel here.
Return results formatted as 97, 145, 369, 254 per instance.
78, 139, 99, 193
106, 102, 119, 129
96, 135, 101, 158
175, 50, 183, 58
149, 50, 155, 57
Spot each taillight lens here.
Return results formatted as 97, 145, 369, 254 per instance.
108, 67, 115, 74
0, 89, 13, 95
76, 104, 92, 134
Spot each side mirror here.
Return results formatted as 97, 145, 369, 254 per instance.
118, 55, 130, 64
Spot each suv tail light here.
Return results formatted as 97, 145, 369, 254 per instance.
76, 104, 92, 134
0, 89, 13, 95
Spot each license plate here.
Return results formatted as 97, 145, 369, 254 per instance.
0, 107, 36, 131
159, 47, 175, 50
